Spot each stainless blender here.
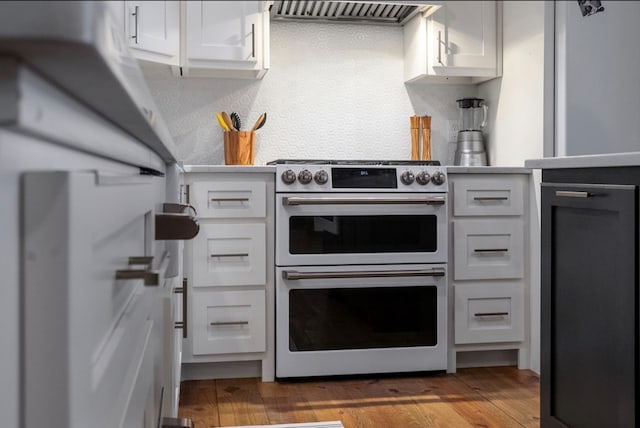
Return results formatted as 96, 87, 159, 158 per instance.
454, 98, 488, 166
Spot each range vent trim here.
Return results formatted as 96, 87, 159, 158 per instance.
269, 1, 442, 26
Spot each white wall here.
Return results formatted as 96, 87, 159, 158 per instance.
479, 1, 545, 374
141, 21, 473, 165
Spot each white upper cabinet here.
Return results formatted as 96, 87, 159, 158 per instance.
404, 1, 501, 84
124, 1, 270, 79
125, 1, 180, 66
185, 1, 268, 77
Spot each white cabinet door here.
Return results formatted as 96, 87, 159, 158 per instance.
404, 0, 499, 83
125, 1, 180, 66
184, 1, 269, 77
192, 289, 266, 355
431, 1, 497, 73
22, 171, 167, 428
192, 223, 266, 287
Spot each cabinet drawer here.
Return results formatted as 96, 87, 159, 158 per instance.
191, 181, 266, 218
192, 289, 266, 355
453, 177, 524, 216
453, 219, 524, 280
192, 223, 266, 287
454, 283, 524, 344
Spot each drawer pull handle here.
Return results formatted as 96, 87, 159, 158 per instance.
174, 277, 188, 339
473, 196, 508, 201
555, 190, 592, 198
115, 256, 159, 286
210, 253, 249, 258
211, 198, 250, 202
474, 312, 509, 317
210, 321, 249, 326
474, 248, 508, 253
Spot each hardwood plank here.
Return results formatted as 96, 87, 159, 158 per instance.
179, 367, 540, 428
178, 379, 220, 428
216, 378, 271, 427
256, 380, 321, 424
454, 367, 540, 428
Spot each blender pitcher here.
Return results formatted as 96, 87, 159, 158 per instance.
458, 97, 488, 131
454, 98, 488, 166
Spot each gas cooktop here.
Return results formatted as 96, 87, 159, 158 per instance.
267, 159, 441, 166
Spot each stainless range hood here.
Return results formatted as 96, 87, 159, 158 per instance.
269, 0, 442, 26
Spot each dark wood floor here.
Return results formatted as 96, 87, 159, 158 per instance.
178, 366, 540, 428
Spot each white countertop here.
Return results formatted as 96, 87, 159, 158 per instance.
183, 165, 276, 173
525, 152, 640, 169
446, 166, 531, 174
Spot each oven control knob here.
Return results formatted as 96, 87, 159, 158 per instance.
400, 170, 415, 185
314, 170, 329, 185
431, 171, 446, 185
298, 169, 313, 184
416, 171, 431, 185
281, 169, 297, 184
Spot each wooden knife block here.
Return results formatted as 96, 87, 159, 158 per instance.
224, 131, 255, 165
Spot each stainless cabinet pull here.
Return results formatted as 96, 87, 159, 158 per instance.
210, 321, 249, 326
210, 253, 249, 258
116, 256, 159, 286
437, 30, 443, 64
251, 23, 256, 58
132, 5, 139, 44
474, 248, 508, 253
474, 196, 508, 201
555, 191, 592, 198
283, 268, 446, 281
211, 198, 250, 202
283, 196, 445, 206
174, 277, 188, 339
474, 312, 509, 317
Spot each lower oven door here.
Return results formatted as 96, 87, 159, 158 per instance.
275, 264, 448, 378
276, 193, 447, 266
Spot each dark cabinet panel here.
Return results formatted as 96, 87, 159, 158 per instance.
541, 182, 637, 428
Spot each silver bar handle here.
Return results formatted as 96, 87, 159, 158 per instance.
474, 312, 509, 317
283, 268, 446, 281
210, 321, 249, 326
174, 277, 188, 339
211, 198, 250, 202
283, 196, 445, 206
116, 256, 158, 286
474, 196, 508, 201
251, 23, 256, 58
474, 248, 508, 253
132, 5, 139, 44
210, 253, 249, 258
555, 191, 592, 198
437, 30, 442, 64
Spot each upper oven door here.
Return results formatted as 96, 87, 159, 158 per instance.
276, 192, 447, 266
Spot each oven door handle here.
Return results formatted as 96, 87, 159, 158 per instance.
282, 196, 446, 206
282, 268, 446, 280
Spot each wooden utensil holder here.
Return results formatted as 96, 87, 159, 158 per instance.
224, 131, 255, 165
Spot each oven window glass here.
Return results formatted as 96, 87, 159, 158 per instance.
289, 215, 437, 254
288, 286, 438, 351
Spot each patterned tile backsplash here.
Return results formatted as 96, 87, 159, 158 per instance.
141, 21, 476, 165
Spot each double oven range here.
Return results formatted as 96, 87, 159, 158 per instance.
271, 160, 449, 378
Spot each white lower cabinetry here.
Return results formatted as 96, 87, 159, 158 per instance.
448, 171, 531, 372
183, 170, 275, 382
